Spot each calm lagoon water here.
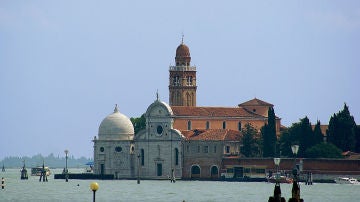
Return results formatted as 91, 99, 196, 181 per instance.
1, 169, 360, 202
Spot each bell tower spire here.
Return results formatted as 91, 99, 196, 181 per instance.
169, 37, 197, 106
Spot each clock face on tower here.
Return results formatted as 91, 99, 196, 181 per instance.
156, 125, 163, 135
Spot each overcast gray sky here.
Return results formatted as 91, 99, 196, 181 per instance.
1, 0, 359, 160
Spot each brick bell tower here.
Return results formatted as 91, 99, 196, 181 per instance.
169, 37, 197, 106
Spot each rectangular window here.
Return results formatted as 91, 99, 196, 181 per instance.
214, 146, 217, 153
225, 146, 230, 154
204, 146, 209, 153
141, 149, 144, 166
197, 145, 201, 153
223, 121, 226, 129
175, 148, 179, 166
157, 163, 162, 176
186, 145, 190, 153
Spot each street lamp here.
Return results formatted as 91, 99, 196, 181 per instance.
291, 145, 299, 180
274, 158, 281, 175
274, 158, 281, 183
291, 145, 299, 157
64, 149, 69, 182
268, 158, 285, 202
289, 144, 303, 202
90, 182, 99, 202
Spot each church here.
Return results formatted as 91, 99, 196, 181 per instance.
92, 39, 282, 179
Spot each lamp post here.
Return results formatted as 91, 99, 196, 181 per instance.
291, 145, 299, 181
268, 158, 285, 202
64, 149, 69, 182
289, 144, 303, 202
274, 158, 280, 177
90, 182, 99, 202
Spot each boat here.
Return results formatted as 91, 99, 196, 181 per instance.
85, 161, 94, 173
267, 174, 293, 184
31, 167, 51, 176
335, 177, 359, 184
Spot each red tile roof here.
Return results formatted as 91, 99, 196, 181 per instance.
181, 129, 243, 141
171, 106, 265, 118
238, 98, 273, 107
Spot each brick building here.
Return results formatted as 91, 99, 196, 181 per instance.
93, 39, 282, 179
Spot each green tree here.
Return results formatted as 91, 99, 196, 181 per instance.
355, 126, 360, 153
130, 114, 146, 134
241, 123, 259, 157
305, 143, 343, 158
261, 107, 277, 157
299, 116, 316, 155
327, 104, 357, 151
279, 126, 298, 157
313, 120, 324, 145
279, 117, 319, 157
279, 129, 289, 157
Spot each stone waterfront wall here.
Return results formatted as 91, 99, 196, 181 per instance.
222, 157, 360, 179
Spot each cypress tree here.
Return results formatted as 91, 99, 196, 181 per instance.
313, 120, 324, 145
327, 104, 357, 151
262, 107, 277, 157
299, 116, 315, 156
355, 126, 360, 153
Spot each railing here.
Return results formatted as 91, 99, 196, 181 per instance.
169, 65, 196, 71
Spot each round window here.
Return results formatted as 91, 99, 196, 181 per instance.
115, 146, 122, 152
157, 125, 163, 135
100, 147, 104, 152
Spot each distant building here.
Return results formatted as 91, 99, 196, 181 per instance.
92, 40, 281, 179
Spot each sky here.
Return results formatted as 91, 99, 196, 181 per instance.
1, 0, 359, 160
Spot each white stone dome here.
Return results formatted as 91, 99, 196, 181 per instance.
98, 105, 134, 140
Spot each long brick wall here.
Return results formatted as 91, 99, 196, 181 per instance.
222, 158, 360, 175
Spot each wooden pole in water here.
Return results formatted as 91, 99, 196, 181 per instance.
1, 177, 4, 189
137, 154, 140, 184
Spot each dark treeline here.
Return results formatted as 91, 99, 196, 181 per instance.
262, 103, 358, 158
0, 153, 92, 168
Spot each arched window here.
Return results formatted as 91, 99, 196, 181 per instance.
187, 120, 192, 130
206, 121, 210, 129
176, 91, 181, 105
211, 166, 219, 176
191, 165, 201, 178
222, 121, 226, 129
187, 76, 192, 86
186, 93, 192, 106
141, 149, 144, 166
173, 76, 180, 86
192, 92, 195, 106
175, 148, 179, 166
238, 122, 242, 131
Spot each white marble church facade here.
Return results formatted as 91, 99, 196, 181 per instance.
93, 99, 183, 179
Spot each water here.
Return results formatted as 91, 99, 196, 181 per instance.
1, 169, 360, 202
